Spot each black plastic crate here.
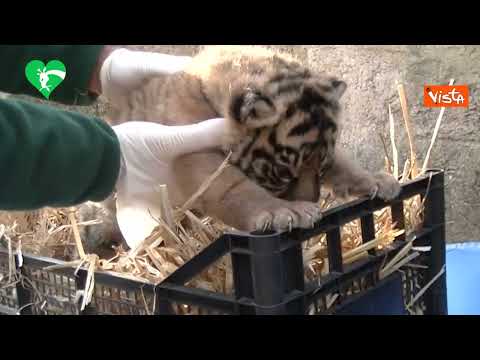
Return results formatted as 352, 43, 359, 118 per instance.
0, 170, 447, 315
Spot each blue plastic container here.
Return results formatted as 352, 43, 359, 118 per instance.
446, 242, 480, 315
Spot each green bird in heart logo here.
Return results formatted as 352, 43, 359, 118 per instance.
25, 60, 67, 99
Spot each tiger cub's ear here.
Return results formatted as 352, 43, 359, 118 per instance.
308, 76, 347, 102
330, 79, 347, 100
229, 87, 278, 128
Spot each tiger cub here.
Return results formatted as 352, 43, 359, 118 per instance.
79, 46, 400, 252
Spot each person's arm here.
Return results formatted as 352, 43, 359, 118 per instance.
0, 96, 236, 211
0, 98, 120, 210
0, 45, 108, 105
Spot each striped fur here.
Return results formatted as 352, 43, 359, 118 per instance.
107, 45, 347, 199
227, 69, 345, 197
78, 45, 400, 252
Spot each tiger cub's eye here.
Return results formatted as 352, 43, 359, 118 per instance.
285, 104, 296, 118
275, 166, 292, 181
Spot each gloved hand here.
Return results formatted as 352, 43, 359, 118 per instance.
99, 47, 192, 102
112, 118, 230, 250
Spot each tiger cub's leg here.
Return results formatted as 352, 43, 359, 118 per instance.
322, 148, 401, 201
75, 194, 126, 257
172, 152, 323, 232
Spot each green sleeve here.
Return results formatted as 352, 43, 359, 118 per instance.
0, 45, 105, 106
0, 98, 121, 210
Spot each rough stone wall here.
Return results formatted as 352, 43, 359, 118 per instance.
9, 45, 479, 242
304, 45, 480, 243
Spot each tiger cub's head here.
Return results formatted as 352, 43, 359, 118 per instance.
228, 69, 347, 198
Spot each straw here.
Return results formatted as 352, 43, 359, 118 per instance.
397, 82, 418, 178
406, 264, 446, 310
388, 104, 399, 179
421, 79, 455, 174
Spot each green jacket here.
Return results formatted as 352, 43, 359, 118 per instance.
0, 45, 121, 210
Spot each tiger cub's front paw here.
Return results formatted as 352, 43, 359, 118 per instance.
372, 172, 401, 201
331, 172, 401, 201
248, 200, 323, 233
76, 201, 123, 256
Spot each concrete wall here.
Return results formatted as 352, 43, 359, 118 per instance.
11, 45, 480, 243
303, 45, 480, 243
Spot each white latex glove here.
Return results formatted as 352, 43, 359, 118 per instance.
112, 118, 229, 250
100, 48, 192, 101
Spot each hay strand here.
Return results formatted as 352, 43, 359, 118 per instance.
67, 208, 85, 259
388, 104, 399, 179
379, 251, 420, 280
379, 133, 392, 173
397, 82, 418, 178
156, 184, 176, 243
343, 238, 381, 260
178, 152, 232, 215
406, 264, 446, 310
421, 79, 455, 174
379, 240, 413, 279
